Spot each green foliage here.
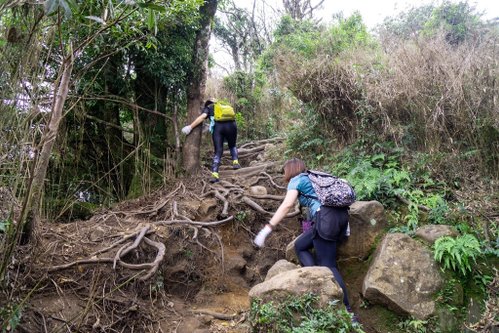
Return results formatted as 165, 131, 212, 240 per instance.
473, 271, 493, 295
264, 12, 373, 69
183, 249, 193, 258
397, 318, 428, 333
433, 234, 482, 276
235, 210, 248, 222
0, 303, 22, 333
222, 70, 270, 139
37, 0, 203, 206
325, 144, 465, 232
235, 111, 247, 134
265, 14, 376, 146
378, 4, 435, 40
274, 15, 320, 40
336, 149, 411, 203
423, 1, 483, 45
436, 277, 464, 310
214, 1, 265, 69
259, 15, 322, 69
426, 195, 449, 225
324, 12, 374, 54
250, 293, 364, 333
0, 219, 11, 233
285, 104, 328, 159
379, 1, 484, 45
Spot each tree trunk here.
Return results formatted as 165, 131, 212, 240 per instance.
20, 58, 73, 243
182, 0, 218, 174
231, 45, 241, 71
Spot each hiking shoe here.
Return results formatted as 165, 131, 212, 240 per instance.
232, 160, 241, 170
210, 172, 220, 183
347, 308, 359, 324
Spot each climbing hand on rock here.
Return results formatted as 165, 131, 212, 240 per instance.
254, 225, 272, 248
181, 125, 192, 135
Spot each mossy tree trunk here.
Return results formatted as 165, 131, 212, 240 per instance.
19, 58, 73, 244
183, 0, 218, 175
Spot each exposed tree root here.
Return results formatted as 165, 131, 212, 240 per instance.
241, 196, 300, 217
113, 225, 151, 269
250, 171, 286, 190
48, 257, 114, 272
45, 145, 289, 291
49, 225, 165, 281
190, 309, 240, 320
248, 194, 285, 200
153, 216, 234, 227
90, 227, 155, 257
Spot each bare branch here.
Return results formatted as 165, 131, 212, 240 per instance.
138, 237, 166, 281
154, 216, 234, 227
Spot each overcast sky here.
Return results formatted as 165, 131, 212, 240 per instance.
316, 0, 498, 28
211, 0, 498, 74
238, 0, 498, 28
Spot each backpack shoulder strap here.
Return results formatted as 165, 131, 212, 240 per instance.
307, 169, 333, 178
299, 172, 319, 200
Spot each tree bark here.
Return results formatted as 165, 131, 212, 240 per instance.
182, 0, 218, 174
20, 58, 73, 243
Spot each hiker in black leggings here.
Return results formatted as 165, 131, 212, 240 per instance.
254, 158, 357, 321
182, 98, 240, 183
294, 217, 350, 308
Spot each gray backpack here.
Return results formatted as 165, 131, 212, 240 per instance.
306, 170, 356, 207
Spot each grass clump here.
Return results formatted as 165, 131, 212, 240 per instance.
250, 293, 364, 333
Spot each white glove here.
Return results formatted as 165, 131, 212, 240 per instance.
181, 125, 192, 135
254, 225, 273, 248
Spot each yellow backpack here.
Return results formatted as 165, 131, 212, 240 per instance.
213, 101, 235, 121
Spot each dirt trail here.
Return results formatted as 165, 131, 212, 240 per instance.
9, 136, 391, 332
11, 138, 300, 333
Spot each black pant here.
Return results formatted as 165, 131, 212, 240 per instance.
211, 121, 238, 172
294, 228, 351, 308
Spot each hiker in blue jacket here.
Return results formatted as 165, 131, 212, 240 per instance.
254, 158, 355, 318
181, 98, 241, 183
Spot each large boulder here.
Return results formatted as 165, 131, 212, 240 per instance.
249, 266, 343, 307
338, 201, 387, 259
265, 259, 298, 281
285, 200, 387, 263
415, 224, 458, 245
362, 233, 443, 319
285, 240, 300, 264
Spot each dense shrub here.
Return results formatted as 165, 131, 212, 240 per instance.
220, 70, 277, 139
363, 32, 498, 175
268, 6, 498, 178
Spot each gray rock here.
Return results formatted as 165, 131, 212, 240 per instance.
249, 266, 343, 307
265, 259, 299, 281
415, 224, 458, 245
362, 233, 443, 319
464, 297, 483, 333
248, 186, 268, 196
338, 201, 387, 259
436, 306, 461, 333
285, 239, 300, 264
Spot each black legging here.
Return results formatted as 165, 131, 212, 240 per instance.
211, 121, 238, 172
294, 228, 351, 308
